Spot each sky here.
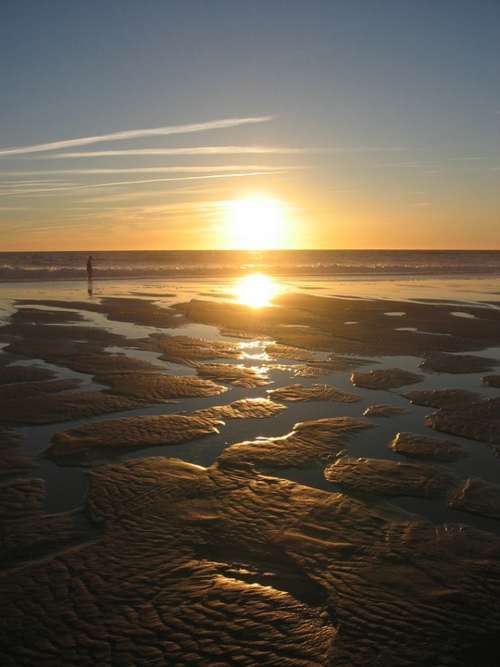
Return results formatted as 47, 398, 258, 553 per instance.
0, 0, 499, 250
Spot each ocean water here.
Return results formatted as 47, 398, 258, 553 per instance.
0, 249, 499, 281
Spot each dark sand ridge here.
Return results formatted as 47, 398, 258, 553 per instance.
217, 417, 371, 469
1, 308, 321, 410
48, 398, 287, 463
0, 373, 228, 425
0, 429, 22, 449
405, 388, 483, 410
194, 362, 272, 388
449, 478, 500, 521
426, 398, 500, 451
363, 404, 408, 417
94, 372, 226, 401
48, 414, 222, 461
14, 292, 500, 358
214, 414, 499, 522
0, 429, 33, 476
419, 351, 499, 374
0, 462, 93, 569
1, 318, 291, 431
351, 368, 423, 390
325, 456, 457, 499
483, 374, 500, 388
143, 333, 241, 364
1, 391, 152, 426
2, 457, 500, 665
324, 455, 500, 521
10, 307, 84, 325
0, 379, 82, 403
264, 342, 317, 361
0, 477, 46, 519
267, 383, 360, 403
0, 307, 162, 378
193, 396, 286, 420
404, 389, 500, 452
280, 356, 376, 377
0, 365, 55, 385
15, 296, 186, 328
172, 291, 500, 356
129, 291, 176, 298
0, 352, 16, 367
144, 334, 376, 377
0, 508, 90, 570
0, 322, 228, 425
389, 431, 465, 462
0, 316, 228, 425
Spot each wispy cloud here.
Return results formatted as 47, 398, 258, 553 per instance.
0, 179, 72, 186
42, 146, 305, 159
1, 164, 292, 177
0, 185, 77, 196
0, 116, 273, 157
0, 169, 287, 197
447, 156, 483, 161
60, 170, 288, 191
78, 186, 216, 205
0, 205, 34, 211
38, 145, 403, 159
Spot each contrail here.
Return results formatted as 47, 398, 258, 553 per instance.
0, 115, 274, 157
0, 170, 287, 196
43, 145, 305, 158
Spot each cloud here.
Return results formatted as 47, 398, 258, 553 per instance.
78, 186, 216, 205
0, 181, 74, 195
42, 146, 306, 159
0, 185, 78, 196
0, 170, 287, 197
447, 156, 483, 161
0, 179, 71, 186
0, 116, 274, 157
0, 205, 34, 211
69, 170, 288, 191
1, 164, 292, 177
38, 145, 403, 159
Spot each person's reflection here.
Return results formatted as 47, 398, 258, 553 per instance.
86, 255, 94, 296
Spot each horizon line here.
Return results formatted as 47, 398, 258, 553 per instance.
1, 248, 498, 253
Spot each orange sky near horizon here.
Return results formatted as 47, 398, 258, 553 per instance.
2, 159, 498, 252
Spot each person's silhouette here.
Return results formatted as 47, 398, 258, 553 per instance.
86, 255, 94, 296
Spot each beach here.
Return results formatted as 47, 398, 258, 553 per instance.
1, 257, 500, 665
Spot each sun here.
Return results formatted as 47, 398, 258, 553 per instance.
226, 195, 286, 250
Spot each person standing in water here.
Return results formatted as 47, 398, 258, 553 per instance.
86, 255, 94, 296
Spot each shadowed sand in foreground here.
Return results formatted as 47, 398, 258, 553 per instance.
1, 289, 500, 665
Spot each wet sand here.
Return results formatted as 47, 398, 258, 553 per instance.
1, 275, 500, 665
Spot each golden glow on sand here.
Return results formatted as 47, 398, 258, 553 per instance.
235, 273, 281, 308
226, 195, 286, 250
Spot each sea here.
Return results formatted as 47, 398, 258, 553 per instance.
0, 250, 499, 282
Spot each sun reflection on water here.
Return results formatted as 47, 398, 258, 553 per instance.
235, 273, 281, 308
238, 339, 270, 360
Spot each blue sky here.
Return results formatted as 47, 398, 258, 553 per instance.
0, 0, 499, 249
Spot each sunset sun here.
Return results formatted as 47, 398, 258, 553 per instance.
226, 195, 286, 250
